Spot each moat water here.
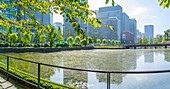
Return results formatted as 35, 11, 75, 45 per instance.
1, 49, 170, 89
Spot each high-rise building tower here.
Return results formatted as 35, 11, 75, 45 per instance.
98, 5, 123, 41
144, 25, 154, 42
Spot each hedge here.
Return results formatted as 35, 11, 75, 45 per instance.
0, 62, 79, 89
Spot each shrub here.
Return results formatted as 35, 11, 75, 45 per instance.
4, 43, 10, 47
26, 44, 31, 47
34, 44, 38, 48
44, 43, 49, 47
0, 43, 4, 47
18, 44, 24, 47
56, 43, 69, 47
37, 43, 41, 47
72, 43, 81, 47
0, 62, 78, 89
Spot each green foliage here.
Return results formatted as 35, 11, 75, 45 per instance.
115, 40, 117, 45
26, 44, 31, 47
162, 36, 165, 43
149, 37, 153, 44
155, 37, 160, 44
158, 0, 170, 8
88, 37, 93, 44
8, 33, 18, 46
67, 36, 73, 46
21, 33, 32, 45
93, 34, 96, 45
34, 43, 40, 48
142, 35, 147, 44
164, 29, 170, 41
66, 28, 71, 38
18, 44, 24, 47
97, 39, 101, 45
0, 43, 4, 47
44, 43, 49, 47
102, 39, 107, 45
117, 41, 121, 45
40, 33, 46, 44
108, 40, 111, 45
0, 62, 78, 89
137, 36, 141, 44
33, 32, 40, 44
4, 43, 9, 47
111, 40, 114, 45
47, 25, 57, 47
74, 36, 81, 45
56, 43, 69, 47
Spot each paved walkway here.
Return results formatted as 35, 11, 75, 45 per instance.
0, 77, 17, 89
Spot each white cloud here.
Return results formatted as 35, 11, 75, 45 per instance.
131, 7, 149, 16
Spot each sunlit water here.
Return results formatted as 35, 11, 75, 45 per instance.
1, 49, 170, 89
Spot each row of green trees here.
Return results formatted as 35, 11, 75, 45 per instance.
136, 35, 165, 44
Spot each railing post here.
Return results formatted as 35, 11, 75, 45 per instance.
107, 73, 110, 89
7, 56, 9, 81
38, 63, 41, 89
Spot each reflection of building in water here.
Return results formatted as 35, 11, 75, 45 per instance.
89, 51, 137, 84
165, 50, 170, 62
144, 52, 154, 63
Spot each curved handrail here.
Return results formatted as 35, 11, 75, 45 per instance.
1, 54, 170, 74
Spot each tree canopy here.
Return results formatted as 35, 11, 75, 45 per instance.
0, 0, 115, 37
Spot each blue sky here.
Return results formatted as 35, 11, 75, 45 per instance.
53, 0, 170, 37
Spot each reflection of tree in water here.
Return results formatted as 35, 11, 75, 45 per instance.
165, 50, 170, 62
87, 50, 138, 84
63, 70, 87, 84
2, 53, 60, 79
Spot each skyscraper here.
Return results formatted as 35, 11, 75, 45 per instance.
145, 25, 154, 41
98, 5, 123, 40
129, 19, 137, 41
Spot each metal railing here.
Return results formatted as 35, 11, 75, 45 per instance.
1, 54, 170, 89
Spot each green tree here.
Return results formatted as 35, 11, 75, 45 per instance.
40, 34, 46, 45
21, 33, 32, 46
137, 35, 141, 44
47, 25, 57, 47
149, 37, 153, 44
117, 41, 121, 45
67, 36, 73, 46
155, 37, 160, 44
108, 40, 111, 45
66, 28, 71, 38
164, 29, 170, 41
33, 32, 40, 44
74, 36, 81, 45
111, 40, 115, 45
102, 39, 107, 45
56, 27, 64, 44
97, 39, 101, 45
142, 35, 147, 44
93, 34, 96, 46
88, 37, 93, 44
115, 40, 118, 45
162, 36, 165, 43
8, 33, 18, 46
97, 34, 100, 39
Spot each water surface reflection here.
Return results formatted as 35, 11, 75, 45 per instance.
1, 49, 170, 89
